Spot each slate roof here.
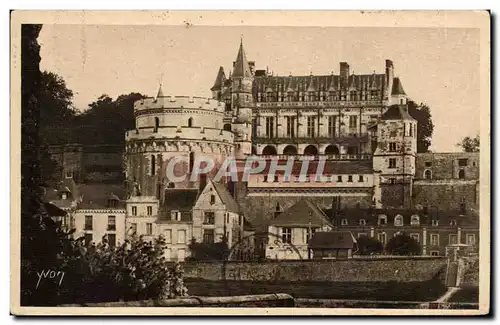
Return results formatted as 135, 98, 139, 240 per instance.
308, 231, 357, 249
271, 199, 331, 227
381, 104, 415, 121
322, 207, 479, 228
391, 77, 406, 95
77, 184, 127, 209
43, 202, 68, 217
163, 189, 199, 213
253, 73, 386, 94
212, 182, 240, 214
211, 66, 226, 91
232, 41, 252, 78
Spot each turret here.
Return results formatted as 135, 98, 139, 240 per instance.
373, 104, 417, 208
390, 77, 407, 106
211, 66, 226, 100
231, 39, 254, 159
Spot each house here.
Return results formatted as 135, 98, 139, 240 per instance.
265, 198, 333, 260
308, 231, 357, 259
192, 178, 244, 247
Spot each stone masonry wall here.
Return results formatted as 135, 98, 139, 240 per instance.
183, 258, 447, 283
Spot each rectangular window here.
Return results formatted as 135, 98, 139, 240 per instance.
458, 158, 469, 167
177, 230, 186, 244
425, 161, 432, 167
378, 233, 387, 245
203, 229, 215, 244
130, 223, 137, 234
177, 249, 186, 261
389, 142, 397, 152
349, 115, 357, 129
131, 206, 137, 216
147, 206, 153, 216
210, 194, 216, 205
348, 175, 353, 182
84, 233, 93, 246
146, 223, 153, 235
449, 234, 458, 245
389, 158, 397, 169
286, 116, 296, 137
108, 234, 116, 248
430, 234, 439, 246
107, 215, 116, 231
266, 117, 275, 138
410, 233, 420, 242
164, 229, 172, 243
171, 210, 181, 221
282, 227, 292, 244
358, 175, 364, 182
252, 118, 258, 137
204, 212, 215, 225
84, 215, 93, 231
337, 175, 342, 182
307, 116, 316, 137
328, 116, 336, 137
306, 228, 317, 244
466, 234, 476, 245
430, 251, 439, 256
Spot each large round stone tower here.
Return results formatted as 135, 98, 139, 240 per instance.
125, 87, 234, 199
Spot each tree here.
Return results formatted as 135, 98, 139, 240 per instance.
356, 235, 384, 255
386, 233, 422, 256
73, 92, 145, 146
457, 135, 480, 152
407, 100, 434, 153
187, 236, 230, 261
38, 71, 77, 145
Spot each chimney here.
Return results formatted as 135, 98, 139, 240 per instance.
385, 59, 394, 98
340, 62, 349, 86
199, 173, 207, 194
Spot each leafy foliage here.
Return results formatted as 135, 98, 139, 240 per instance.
408, 100, 434, 153
386, 233, 422, 256
355, 235, 384, 255
187, 237, 230, 261
457, 135, 480, 152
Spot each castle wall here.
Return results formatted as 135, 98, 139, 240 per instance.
412, 180, 479, 212
415, 152, 479, 180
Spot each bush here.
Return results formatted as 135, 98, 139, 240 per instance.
356, 236, 384, 255
386, 233, 421, 256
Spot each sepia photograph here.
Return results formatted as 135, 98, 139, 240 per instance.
10, 10, 490, 316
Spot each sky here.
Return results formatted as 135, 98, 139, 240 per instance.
38, 25, 480, 152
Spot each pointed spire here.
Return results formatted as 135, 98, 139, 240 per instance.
156, 83, 164, 98
233, 39, 252, 78
211, 66, 226, 91
328, 71, 336, 91
306, 74, 317, 92
391, 77, 406, 95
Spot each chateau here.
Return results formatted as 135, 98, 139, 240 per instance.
45, 41, 480, 261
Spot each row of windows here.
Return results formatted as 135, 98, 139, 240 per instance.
255, 90, 381, 103
262, 116, 359, 138
339, 215, 458, 227
422, 168, 468, 180
130, 206, 153, 216
152, 117, 194, 132
84, 215, 116, 231
263, 174, 367, 183
84, 233, 116, 247
369, 232, 476, 246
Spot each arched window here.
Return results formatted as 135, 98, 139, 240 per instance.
262, 145, 277, 155
188, 118, 193, 127
154, 117, 160, 132
151, 155, 156, 176
303, 145, 318, 156
223, 124, 232, 131
424, 169, 432, 180
394, 214, 404, 226
458, 169, 465, 179
324, 145, 340, 155
410, 215, 420, 226
282, 145, 298, 155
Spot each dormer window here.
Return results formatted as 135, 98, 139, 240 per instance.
359, 219, 366, 226
341, 218, 348, 226
394, 214, 403, 226
65, 171, 73, 179
410, 215, 420, 226
450, 219, 457, 227
432, 219, 439, 226
171, 210, 181, 221
61, 192, 68, 200
378, 215, 387, 225
108, 199, 118, 208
